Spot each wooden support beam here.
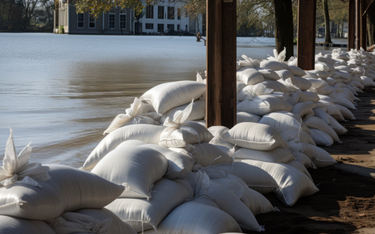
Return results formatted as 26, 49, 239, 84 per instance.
297, 0, 316, 70
361, 0, 368, 49
206, 0, 237, 128
348, 0, 356, 50
356, 0, 361, 49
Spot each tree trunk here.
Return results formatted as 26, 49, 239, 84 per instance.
274, 0, 294, 60
323, 0, 332, 43
341, 19, 344, 38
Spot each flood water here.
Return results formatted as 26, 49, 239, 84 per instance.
0, 33, 338, 168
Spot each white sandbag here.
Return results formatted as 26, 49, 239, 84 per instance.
49, 208, 137, 234
291, 102, 314, 118
303, 116, 340, 142
326, 77, 338, 86
267, 91, 290, 102
313, 84, 334, 95
171, 143, 233, 167
105, 179, 193, 232
289, 142, 337, 168
309, 129, 334, 146
360, 76, 375, 87
287, 91, 307, 105
204, 181, 262, 232
277, 78, 301, 94
222, 122, 287, 151
237, 111, 261, 123
236, 67, 265, 85
291, 151, 316, 169
260, 60, 291, 71
257, 67, 280, 80
315, 62, 335, 71
0, 215, 55, 234
275, 69, 295, 82
143, 201, 242, 234
159, 99, 206, 123
212, 174, 275, 216
83, 124, 165, 170
0, 164, 124, 220
305, 78, 326, 88
287, 160, 313, 182
208, 126, 229, 137
103, 98, 156, 135
201, 162, 278, 194
315, 70, 330, 79
302, 91, 320, 102
281, 129, 314, 145
237, 55, 260, 69
241, 160, 319, 206
141, 81, 206, 114
237, 81, 246, 93
336, 104, 355, 120
237, 95, 293, 116
259, 111, 306, 133
293, 76, 312, 91
289, 65, 306, 76
303, 71, 319, 78
159, 100, 213, 148
325, 103, 345, 121
237, 83, 273, 101
261, 80, 288, 93
329, 92, 356, 109
327, 114, 348, 135
234, 147, 295, 164
313, 107, 330, 124
91, 144, 168, 199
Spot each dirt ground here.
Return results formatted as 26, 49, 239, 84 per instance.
251, 89, 375, 234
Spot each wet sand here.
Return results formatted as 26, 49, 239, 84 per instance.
253, 89, 375, 234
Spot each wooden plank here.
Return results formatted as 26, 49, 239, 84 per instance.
361, 0, 368, 49
206, 0, 236, 128
363, 0, 375, 15
348, 0, 356, 50
297, 0, 316, 70
356, 0, 361, 50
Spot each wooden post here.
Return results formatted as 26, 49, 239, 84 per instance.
356, 0, 361, 49
348, 0, 356, 50
361, 0, 368, 49
206, 0, 237, 128
297, 0, 316, 70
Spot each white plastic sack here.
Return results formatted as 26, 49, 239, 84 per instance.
291, 102, 314, 118
289, 65, 306, 76
261, 80, 288, 93
336, 104, 355, 120
287, 160, 313, 182
241, 160, 319, 206
287, 91, 307, 105
260, 60, 290, 71
159, 99, 206, 124
237, 83, 273, 101
237, 95, 293, 116
259, 111, 306, 133
291, 151, 316, 169
222, 122, 287, 151
302, 91, 320, 102
303, 116, 340, 142
0, 215, 55, 234
143, 201, 242, 234
234, 147, 295, 164
141, 81, 206, 114
0, 164, 124, 220
83, 124, 165, 170
293, 76, 312, 91
309, 129, 334, 146
257, 67, 280, 80
106, 179, 193, 232
237, 111, 261, 123
236, 67, 265, 85
201, 162, 278, 194
91, 144, 168, 199
288, 142, 337, 168
237, 81, 246, 93
327, 114, 348, 135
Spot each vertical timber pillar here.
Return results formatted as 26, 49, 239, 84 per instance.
297, 0, 316, 70
361, 0, 368, 49
348, 0, 356, 50
356, 0, 361, 49
206, 0, 237, 128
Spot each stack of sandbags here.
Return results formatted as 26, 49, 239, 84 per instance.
0, 130, 132, 234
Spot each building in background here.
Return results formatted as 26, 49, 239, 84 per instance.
54, 0, 202, 35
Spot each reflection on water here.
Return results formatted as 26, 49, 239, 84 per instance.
0, 33, 338, 168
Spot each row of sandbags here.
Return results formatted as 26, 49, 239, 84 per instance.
2, 47, 374, 234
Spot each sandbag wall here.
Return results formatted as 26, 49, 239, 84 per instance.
1, 47, 375, 234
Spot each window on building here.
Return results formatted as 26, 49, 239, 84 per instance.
167, 7, 174, 19
167, 24, 174, 31
157, 23, 164, 33
158, 6, 164, 19
109, 8, 115, 29
177, 24, 180, 31
146, 5, 154, 19
120, 9, 126, 29
177, 8, 181, 20
146, 23, 154, 29
77, 13, 84, 28
89, 13, 96, 28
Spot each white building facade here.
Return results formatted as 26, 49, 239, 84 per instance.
138, 1, 197, 34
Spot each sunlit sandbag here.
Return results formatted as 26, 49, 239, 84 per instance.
0, 215, 55, 234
